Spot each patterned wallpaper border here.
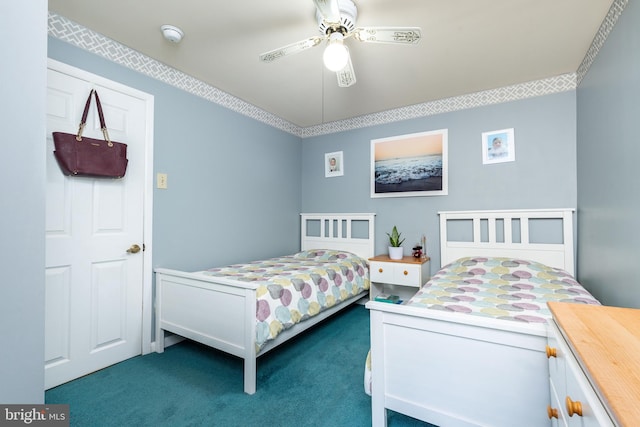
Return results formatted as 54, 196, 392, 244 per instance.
302, 75, 577, 137
48, 0, 627, 138
576, 0, 627, 84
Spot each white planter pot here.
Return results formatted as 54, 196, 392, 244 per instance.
388, 246, 403, 260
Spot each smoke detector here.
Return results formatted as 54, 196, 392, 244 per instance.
161, 25, 184, 43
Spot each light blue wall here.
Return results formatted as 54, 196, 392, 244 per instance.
577, 1, 640, 308
48, 38, 303, 271
2, 4, 629, 403
0, 1, 47, 403
302, 92, 577, 271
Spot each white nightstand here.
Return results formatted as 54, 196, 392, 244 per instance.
368, 255, 430, 303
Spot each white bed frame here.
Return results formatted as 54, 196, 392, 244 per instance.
154, 213, 375, 395
366, 209, 575, 427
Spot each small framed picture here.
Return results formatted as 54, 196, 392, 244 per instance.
325, 151, 344, 177
482, 128, 515, 164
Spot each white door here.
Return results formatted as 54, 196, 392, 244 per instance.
45, 62, 153, 389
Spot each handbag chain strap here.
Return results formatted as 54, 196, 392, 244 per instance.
75, 89, 114, 147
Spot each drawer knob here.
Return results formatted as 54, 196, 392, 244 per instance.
546, 345, 557, 358
403, 270, 408, 276
547, 405, 559, 419
378, 268, 383, 273
566, 396, 583, 417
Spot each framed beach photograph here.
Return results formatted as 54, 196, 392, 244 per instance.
325, 151, 344, 177
371, 129, 448, 198
482, 128, 515, 164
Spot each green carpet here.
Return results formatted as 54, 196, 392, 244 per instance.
46, 304, 434, 426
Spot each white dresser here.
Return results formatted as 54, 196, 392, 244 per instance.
547, 302, 640, 426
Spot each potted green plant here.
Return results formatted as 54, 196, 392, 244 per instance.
386, 226, 405, 260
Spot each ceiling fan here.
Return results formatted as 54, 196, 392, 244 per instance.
259, 0, 422, 87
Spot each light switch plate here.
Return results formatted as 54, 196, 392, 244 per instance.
157, 173, 168, 189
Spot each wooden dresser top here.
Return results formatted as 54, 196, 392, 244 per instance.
548, 302, 640, 426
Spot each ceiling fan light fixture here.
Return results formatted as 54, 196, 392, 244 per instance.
323, 32, 349, 71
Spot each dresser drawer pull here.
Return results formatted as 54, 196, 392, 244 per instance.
378, 268, 383, 273
546, 345, 557, 358
547, 405, 559, 419
566, 396, 583, 417
403, 270, 408, 276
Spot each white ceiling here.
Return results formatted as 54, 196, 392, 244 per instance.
48, 0, 614, 129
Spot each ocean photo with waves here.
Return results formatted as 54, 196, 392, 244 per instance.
374, 154, 443, 193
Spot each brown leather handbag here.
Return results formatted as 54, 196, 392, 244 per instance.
53, 89, 128, 178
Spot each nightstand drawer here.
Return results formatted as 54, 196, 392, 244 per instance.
370, 261, 394, 283
370, 261, 421, 287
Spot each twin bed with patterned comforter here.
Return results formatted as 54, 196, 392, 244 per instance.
364, 255, 599, 398
203, 249, 369, 351
154, 213, 375, 395
366, 209, 601, 427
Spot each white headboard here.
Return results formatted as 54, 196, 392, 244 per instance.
300, 213, 376, 260
439, 209, 575, 274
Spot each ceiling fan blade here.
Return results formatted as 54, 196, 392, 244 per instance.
336, 55, 356, 88
354, 27, 422, 44
259, 36, 324, 62
313, 0, 341, 26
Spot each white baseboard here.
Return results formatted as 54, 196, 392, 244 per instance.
150, 334, 185, 353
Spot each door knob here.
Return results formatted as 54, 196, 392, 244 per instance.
127, 244, 141, 254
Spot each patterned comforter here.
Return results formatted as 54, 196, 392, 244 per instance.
406, 256, 600, 322
203, 250, 369, 351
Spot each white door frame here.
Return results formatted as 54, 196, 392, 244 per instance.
47, 58, 155, 355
